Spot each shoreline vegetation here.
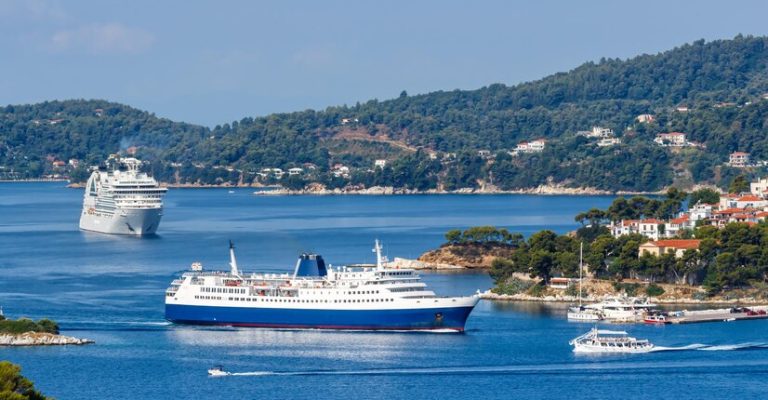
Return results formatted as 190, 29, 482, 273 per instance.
57, 180, 662, 195
0, 315, 93, 346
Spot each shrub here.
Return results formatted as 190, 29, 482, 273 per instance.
564, 283, 579, 297
492, 277, 533, 295
646, 283, 665, 297
527, 283, 546, 298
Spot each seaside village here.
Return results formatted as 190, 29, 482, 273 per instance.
606, 177, 768, 257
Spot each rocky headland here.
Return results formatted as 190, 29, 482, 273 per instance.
0, 332, 94, 346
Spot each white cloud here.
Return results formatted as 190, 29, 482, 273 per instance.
50, 23, 154, 55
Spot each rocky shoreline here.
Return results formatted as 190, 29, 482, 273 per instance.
253, 185, 659, 196
0, 332, 94, 346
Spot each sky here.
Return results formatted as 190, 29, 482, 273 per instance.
1, 0, 768, 127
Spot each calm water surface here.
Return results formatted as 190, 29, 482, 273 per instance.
0, 183, 766, 399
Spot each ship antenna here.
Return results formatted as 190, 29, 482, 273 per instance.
229, 241, 240, 276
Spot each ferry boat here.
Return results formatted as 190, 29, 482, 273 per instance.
570, 327, 654, 353
79, 155, 167, 235
164, 241, 480, 332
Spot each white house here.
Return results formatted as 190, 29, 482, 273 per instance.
638, 219, 665, 240
654, 132, 687, 147
751, 177, 768, 198
374, 159, 387, 168
288, 167, 304, 176
689, 202, 715, 221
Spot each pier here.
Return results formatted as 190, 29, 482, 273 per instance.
666, 306, 768, 324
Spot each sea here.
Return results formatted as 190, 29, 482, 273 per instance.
0, 183, 767, 400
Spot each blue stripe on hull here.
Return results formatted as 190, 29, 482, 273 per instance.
165, 304, 475, 332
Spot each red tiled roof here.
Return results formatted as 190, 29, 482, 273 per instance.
716, 208, 745, 215
737, 195, 762, 202
731, 152, 749, 156
670, 215, 689, 224
643, 239, 702, 250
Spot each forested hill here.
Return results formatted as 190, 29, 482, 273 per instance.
3, 35, 768, 191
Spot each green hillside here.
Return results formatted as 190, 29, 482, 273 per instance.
2, 35, 768, 191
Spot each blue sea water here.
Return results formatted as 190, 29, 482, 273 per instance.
1, 183, 767, 399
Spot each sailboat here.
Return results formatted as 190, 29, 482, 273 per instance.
567, 242, 603, 321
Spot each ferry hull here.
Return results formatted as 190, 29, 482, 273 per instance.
79, 208, 162, 236
165, 304, 476, 332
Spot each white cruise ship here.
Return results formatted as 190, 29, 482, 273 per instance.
79, 155, 167, 235
165, 241, 480, 331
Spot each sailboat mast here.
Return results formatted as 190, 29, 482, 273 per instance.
579, 241, 583, 306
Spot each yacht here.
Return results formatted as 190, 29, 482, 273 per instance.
79, 155, 167, 235
570, 327, 654, 353
585, 296, 655, 322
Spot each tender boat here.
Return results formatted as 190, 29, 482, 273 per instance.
208, 366, 229, 376
570, 327, 654, 353
644, 313, 670, 324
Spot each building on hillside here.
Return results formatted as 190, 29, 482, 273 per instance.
675, 105, 690, 112
512, 139, 546, 154
729, 152, 750, 168
288, 168, 303, 176
597, 138, 621, 147
579, 126, 614, 138
639, 239, 701, 258
750, 177, 768, 198
735, 195, 767, 209
548, 277, 572, 289
374, 159, 387, 168
610, 220, 640, 237
477, 150, 492, 159
635, 114, 655, 123
340, 118, 359, 125
638, 219, 665, 240
665, 215, 694, 237
688, 202, 716, 221
654, 132, 687, 147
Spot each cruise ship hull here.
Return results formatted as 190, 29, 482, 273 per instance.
165, 303, 476, 332
79, 208, 163, 236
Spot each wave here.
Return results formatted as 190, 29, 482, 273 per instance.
649, 342, 768, 352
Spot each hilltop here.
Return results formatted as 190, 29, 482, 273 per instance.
2, 35, 768, 191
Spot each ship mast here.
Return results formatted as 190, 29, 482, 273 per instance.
578, 241, 583, 307
229, 241, 240, 276
373, 239, 384, 271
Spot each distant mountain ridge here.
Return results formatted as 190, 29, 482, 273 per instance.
2, 35, 768, 191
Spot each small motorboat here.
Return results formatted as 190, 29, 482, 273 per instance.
644, 313, 670, 324
208, 366, 230, 377
570, 327, 654, 354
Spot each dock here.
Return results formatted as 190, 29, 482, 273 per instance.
667, 306, 768, 324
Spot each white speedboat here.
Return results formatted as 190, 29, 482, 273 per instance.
570, 327, 654, 353
208, 366, 229, 376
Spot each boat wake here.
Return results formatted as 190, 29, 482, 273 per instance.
651, 342, 768, 352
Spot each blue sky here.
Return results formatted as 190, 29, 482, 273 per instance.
1, 0, 768, 127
